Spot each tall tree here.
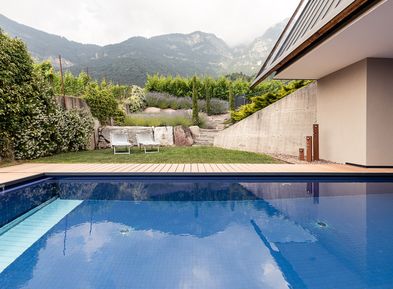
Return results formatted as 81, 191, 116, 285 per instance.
228, 82, 235, 111
192, 76, 199, 125
205, 79, 211, 116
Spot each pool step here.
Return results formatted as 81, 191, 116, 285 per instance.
0, 198, 82, 273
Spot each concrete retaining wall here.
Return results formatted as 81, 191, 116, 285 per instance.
214, 82, 317, 156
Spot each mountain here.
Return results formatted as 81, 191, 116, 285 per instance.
0, 14, 285, 86
0, 14, 100, 68
230, 21, 287, 75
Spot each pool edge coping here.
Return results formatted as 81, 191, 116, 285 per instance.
3, 171, 393, 190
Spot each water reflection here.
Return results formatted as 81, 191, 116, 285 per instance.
0, 179, 57, 227
1, 179, 393, 289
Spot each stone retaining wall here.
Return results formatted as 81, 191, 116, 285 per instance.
214, 83, 317, 156
100, 126, 195, 147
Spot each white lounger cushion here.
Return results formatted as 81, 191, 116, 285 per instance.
136, 133, 160, 146
110, 133, 131, 146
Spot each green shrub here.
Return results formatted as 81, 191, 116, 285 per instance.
118, 85, 146, 113
208, 98, 229, 115
0, 30, 94, 160
124, 113, 193, 127
145, 74, 290, 102
83, 82, 125, 125
231, 80, 312, 122
145, 92, 228, 115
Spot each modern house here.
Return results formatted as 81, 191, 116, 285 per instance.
252, 0, 393, 167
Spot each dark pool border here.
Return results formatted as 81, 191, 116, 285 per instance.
1, 173, 48, 191
3, 171, 393, 191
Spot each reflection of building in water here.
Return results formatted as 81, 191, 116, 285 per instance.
248, 182, 393, 288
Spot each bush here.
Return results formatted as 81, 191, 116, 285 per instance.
123, 111, 208, 128
231, 80, 312, 122
208, 98, 229, 115
124, 112, 193, 127
83, 82, 125, 125
124, 85, 146, 113
146, 92, 192, 109
145, 92, 228, 115
145, 74, 275, 101
0, 30, 94, 160
14, 108, 94, 159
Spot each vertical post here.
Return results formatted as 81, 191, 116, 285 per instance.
313, 124, 319, 161
306, 136, 313, 162
86, 67, 89, 77
299, 148, 305, 161
58, 55, 65, 97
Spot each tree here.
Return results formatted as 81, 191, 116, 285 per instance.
205, 79, 211, 115
228, 82, 235, 111
192, 76, 199, 125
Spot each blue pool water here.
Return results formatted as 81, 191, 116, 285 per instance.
1, 177, 393, 289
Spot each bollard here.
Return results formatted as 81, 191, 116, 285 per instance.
306, 136, 313, 162
313, 124, 319, 161
299, 148, 305, 161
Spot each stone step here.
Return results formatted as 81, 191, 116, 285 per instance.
195, 135, 215, 139
192, 128, 221, 146
200, 129, 221, 133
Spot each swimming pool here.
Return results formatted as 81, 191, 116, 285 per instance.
1, 176, 393, 289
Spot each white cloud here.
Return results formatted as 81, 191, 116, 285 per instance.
1, 0, 299, 46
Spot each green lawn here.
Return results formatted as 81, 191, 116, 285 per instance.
30, 147, 281, 164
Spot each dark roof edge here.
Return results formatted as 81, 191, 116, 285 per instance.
254, 0, 307, 82
251, 0, 383, 88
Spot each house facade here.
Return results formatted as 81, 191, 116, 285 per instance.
252, 0, 393, 167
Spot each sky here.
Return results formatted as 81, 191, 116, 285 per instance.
1, 0, 299, 47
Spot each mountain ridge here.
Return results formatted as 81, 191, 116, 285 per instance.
0, 13, 286, 85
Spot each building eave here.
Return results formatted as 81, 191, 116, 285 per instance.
251, 0, 382, 88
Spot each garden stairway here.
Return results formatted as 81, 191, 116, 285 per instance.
193, 128, 222, 146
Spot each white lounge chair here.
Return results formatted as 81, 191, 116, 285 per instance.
136, 133, 160, 153
110, 133, 131, 154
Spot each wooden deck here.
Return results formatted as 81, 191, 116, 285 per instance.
1, 163, 393, 186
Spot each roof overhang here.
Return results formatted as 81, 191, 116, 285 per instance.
251, 0, 389, 87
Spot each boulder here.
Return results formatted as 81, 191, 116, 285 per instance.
154, 126, 174, 146
89, 119, 101, 150
174, 126, 194, 146
189, 126, 200, 138
144, 107, 161, 114
162, 108, 177, 115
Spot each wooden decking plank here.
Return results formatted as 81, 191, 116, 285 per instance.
176, 164, 185, 173
142, 164, 158, 172
159, 164, 172, 173
220, 164, 235, 173
191, 164, 199, 173
197, 164, 206, 173
168, 164, 179, 172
